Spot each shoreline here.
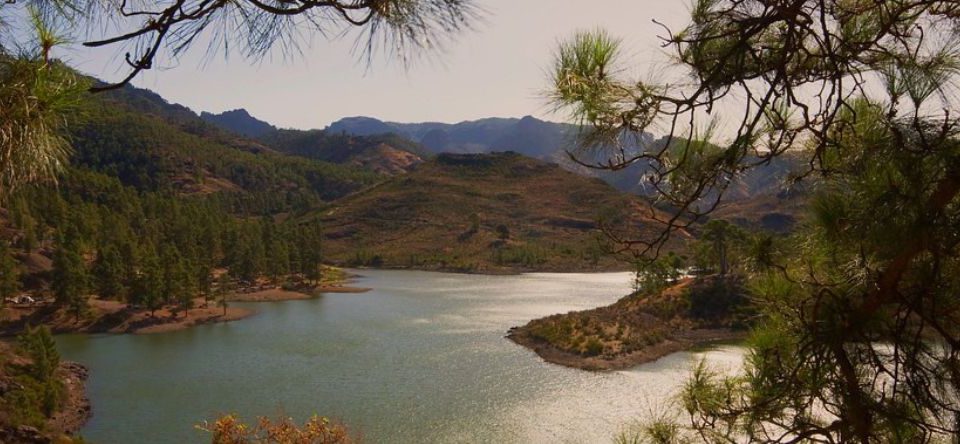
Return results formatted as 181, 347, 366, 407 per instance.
1, 269, 376, 337
48, 361, 92, 436
343, 264, 633, 276
0, 299, 256, 337
507, 327, 746, 371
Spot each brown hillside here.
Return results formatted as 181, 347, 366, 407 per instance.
318, 152, 687, 273
348, 143, 423, 175
713, 190, 808, 233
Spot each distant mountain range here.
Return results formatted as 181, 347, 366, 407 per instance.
199, 109, 809, 233
199, 109, 664, 192
200, 110, 582, 158
325, 115, 579, 158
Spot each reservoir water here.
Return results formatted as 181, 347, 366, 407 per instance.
57, 270, 744, 443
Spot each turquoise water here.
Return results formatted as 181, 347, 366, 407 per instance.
57, 269, 743, 443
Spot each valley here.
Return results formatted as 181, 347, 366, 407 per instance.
1, 65, 799, 444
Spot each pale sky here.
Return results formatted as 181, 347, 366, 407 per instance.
64, 1, 690, 130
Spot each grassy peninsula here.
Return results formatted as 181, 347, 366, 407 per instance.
508, 275, 751, 371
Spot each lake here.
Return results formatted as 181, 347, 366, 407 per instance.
57, 270, 744, 443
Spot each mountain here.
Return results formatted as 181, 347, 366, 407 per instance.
325, 115, 581, 157
197, 111, 430, 177
77, 87, 381, 203
325, 116, 399, 137
214, 109, 807, 233
316, 152, 688, 273
200, 109, 277, 138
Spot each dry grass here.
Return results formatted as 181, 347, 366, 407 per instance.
319, 153, 686, 273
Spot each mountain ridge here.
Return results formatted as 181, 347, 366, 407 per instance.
199, 109, 277, 138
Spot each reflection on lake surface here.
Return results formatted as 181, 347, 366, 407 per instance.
57, 269, 744, 443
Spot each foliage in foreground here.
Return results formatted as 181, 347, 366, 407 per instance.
0, 9, 87, 199
198, 414, 351, 444
553, 0, 960, 442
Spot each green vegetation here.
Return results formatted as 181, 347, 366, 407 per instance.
0, 241, 19, 302
551, 0, 960, 441
0, 78, 367, 323
261, 129, 428, 167
1, 326, 63, 429
51, 231, 90, 322
0, 0, 478, 440
73, 95, 381, 206
4, 164, 328, 315
632, 252, 685, 293
0, 13, 87, 198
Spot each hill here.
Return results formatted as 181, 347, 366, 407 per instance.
73, 97, 381, 204
259, 129, 428, 176
0, 76, 390, 339
200, 109, 277, 138
713, 189, 809, 233
317, 152, 688, 273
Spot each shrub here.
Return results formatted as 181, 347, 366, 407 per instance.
583, 337, 604, 356
198, 414, 350, 444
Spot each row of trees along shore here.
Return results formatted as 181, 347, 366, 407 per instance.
1, 175, 325, 318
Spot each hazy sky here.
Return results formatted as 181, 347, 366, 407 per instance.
67, 1, 689, 130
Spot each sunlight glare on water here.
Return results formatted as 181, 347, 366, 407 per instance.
57, 269, 744, 444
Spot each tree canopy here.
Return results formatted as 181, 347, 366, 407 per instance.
552, 1, 960, 442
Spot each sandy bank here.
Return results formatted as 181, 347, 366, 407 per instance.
1, 297, 254, 336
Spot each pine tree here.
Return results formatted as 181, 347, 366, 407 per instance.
132, 249, 164, 316
0, 241, 20, 302
51, 234, 89, 322
267, 240, 290, 283
197, 260, 213, 302
551, 1, 960, 440
17, 325, 63, 417
215, 272, 234, 317
92, 243, 125, 300
300, 222, 324, 285
161, 247, 192, 317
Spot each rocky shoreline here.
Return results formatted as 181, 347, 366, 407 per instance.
0, 351, 91, 443
47, 362, 92, 437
